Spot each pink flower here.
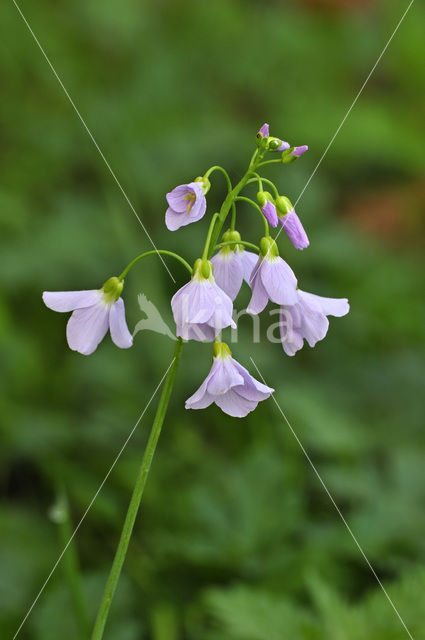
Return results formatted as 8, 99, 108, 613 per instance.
258, 123, 269, 138
280, 290, 349, 356
276, 196, 309, 250
171, 259, 236, 342
247, 237, 298, 314
165, 179, 208, 231
43, 277, 133, 355
257, 191, 278, 227
211, 243, 257, 301
186, 342, 274, 417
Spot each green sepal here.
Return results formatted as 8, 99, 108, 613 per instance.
196, 175, 211, 194
213, 341, 232, 359
275, 195, 293, 215
259, 236, 279, 258
281, 148, 297, 164
193, 258, 213, 280
101, 276, 124, 303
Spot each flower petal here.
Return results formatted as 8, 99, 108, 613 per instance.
261, 201, 278, 227
232, 359, 274, 400
240, 250, 258, 283
279, 209, 310, 250
206, 357, 244, 395
109, 298, 133, 349
211, 251, 244, 301
247, 261, 269, 314
260, 257, 298, 305
43, 290, 101, 312
66, 302, 110, 355
185, 376, 215, 410
215, 389, 258, 418
166, 184, 191, 212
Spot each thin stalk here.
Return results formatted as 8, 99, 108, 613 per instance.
90, 338, 184, 640
118, 250, 192, 280
257, 159, 283, 168
235, 196, 269, 236
214, 240, 260, 253
202, 213, 220, 260
246, 175, 279, 199
203, 165, 232, 193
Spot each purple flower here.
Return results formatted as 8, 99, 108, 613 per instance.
257, 191, 278, 227
211, 247, 258, 301
279, 209, 309, 250
280, 289, 349, 356
171, 259, 236, 342
42, 277, 133, 355
247, 239, 298, 314
186, 342, 274, 417
165, 180, 207, 231
258, 123, 269, 138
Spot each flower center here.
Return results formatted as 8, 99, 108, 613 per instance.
184, 192, 196, 214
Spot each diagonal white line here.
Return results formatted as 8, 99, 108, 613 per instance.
12, 357, 176, 640
12, 0, 176, 283
270, 0, 415, 251
250, 357, 415, 640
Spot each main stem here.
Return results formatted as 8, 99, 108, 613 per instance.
207, 150, 259, 258
91, 338, 184, 640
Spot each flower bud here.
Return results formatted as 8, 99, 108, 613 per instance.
275, 195, 293, 216
281, 148, 297, 164
101, 276, 124, 303
268, 137, 282, 151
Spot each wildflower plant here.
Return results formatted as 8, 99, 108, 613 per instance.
43, 123, 349, 639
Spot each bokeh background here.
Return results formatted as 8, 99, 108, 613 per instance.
1, 0, 424, 638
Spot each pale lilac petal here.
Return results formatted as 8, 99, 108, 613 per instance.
277, 140, 290, 151
258, 123, 269, 137
165, 207, 187, 231
261, 201, 278, 227
240, 250, 258, 283
232, 360, 274, 400
185, 375, 215, 410
211, 251, 244, 301
43, 290, 101, 312
206, 358, 244, 395
215, 389, 258, 418
302, 292, 350, 317
291, 145, 308, 157
298, 299, 329, 347
247, 262, 269, 314
166, 184, 192, 212
180, 323, 217, 342
260, 257, 298, 305
109, 298, 133, 349
66, 302, 110, 355
165, 182, 206, 231
279, 209, 310, 250
280, 308, 305, 357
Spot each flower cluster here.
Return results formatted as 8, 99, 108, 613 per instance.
43, 123, 349, 417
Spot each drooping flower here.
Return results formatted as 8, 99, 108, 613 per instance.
257, 191, 278, 227
42, 277, 133, 355
186, 342, 274, 417
276, 196, 309, 250
211, 230, 258, 301
165, 177, 210, 231
280, 289, 349, 356
291, 145, 308, 157
247, 236, 298, 314
171, 259, 236, 342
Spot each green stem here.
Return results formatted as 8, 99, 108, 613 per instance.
203, 165, 232, 193
53, 483, 90, 638
246, 175, 279, 199
214, 240, 260, 253
202, 213, 220, 260
90, 338, 184, 640
207, 151, 260, 258
257, 159, 283, 168
118, 250, 192, 280
230, 202, 237, 231
235, 196, 269, 236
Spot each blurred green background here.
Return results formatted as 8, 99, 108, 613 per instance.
1, 0, 424, 638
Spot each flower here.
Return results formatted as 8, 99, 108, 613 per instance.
42, 277, 133, 355
281, 144, 309, 164
276, 196, 309, 250
165, 178, 209, 231
291, 145, 308, 157
186, 342, 274, 417
247, 237, 298, 314
211, 231, 258, 301
257, 191, 278, 227
171, 259, 236, 341
280, 289, 349, 356
277, 140, 291, 151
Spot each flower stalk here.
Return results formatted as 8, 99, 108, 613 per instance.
90, 338, 184, 640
